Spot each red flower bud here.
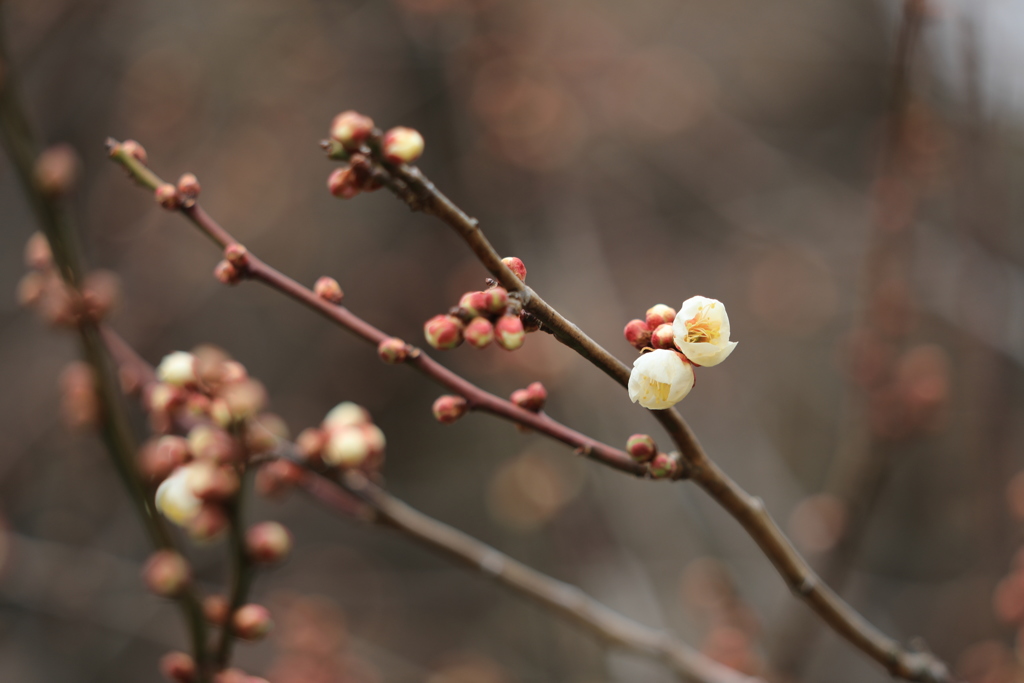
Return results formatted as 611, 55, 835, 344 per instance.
232, 603, 273, 640
494, 314, 525, 351
155, 183, 180, 210
189, 463, 240, 502
424, 314, 464, 350
120, 139, 148, 164
142, 550, 191, 597
295, 427, 327, 463
159, 651, 196, 683
176, 173, 201, 206
626, 434, 657, 462
188, 503, 229, 541
648, 452, 681, 479
458, 291, 489, 317
254, 459, 305, 499
464, 317, 494, 349
246, 521, 292, 564
214, 260, 241, 285
224, 243, 248, 267
623, 319, 652, 350
314, 276, 344, 303
378, 337, 409, 363
511, 381, 547, 412
645, 304, 676, 328
330, 111, 375, 150
483, 287, 509, 314
432, 395, 468, 424
382, 126, 424, 164
139, 435, 191, 484
327, 166, 360, 199
501, 256, 527, 282
651, 323, 676, 350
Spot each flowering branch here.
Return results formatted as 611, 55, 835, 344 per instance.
0, 15, 210, 677
105, 138, 646, 479
365, 142, 952, 682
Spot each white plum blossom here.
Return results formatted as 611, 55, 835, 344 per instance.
157, 351, 197, 387
628, 349, 695, 410
155, 462, 210, 527
672, 296, 737, 367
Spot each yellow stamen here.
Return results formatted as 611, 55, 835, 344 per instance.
683, 306, 721, 344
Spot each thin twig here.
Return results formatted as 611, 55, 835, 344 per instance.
371, 155, 952, 683
0, 16, 209, 676
214, 471, 254, 669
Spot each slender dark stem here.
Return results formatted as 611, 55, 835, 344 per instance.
214, 472, 254, 669
0, 17, 209, 676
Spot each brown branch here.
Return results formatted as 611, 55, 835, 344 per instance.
371, 157, 952, 683
106, 139, 645, 480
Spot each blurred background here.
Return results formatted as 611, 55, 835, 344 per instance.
2, 0, 1024, 681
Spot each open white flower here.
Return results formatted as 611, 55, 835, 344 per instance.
628, 349, 695, 410
155, 462, 209, 527
672, 296, 737, 367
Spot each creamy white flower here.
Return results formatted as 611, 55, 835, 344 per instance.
628, 349, 695, 410
155, 462, 211, 526
672, 296, 737, 367
156, 351, 197, 387
323, 401, 370, 431
324, 426, 373, 467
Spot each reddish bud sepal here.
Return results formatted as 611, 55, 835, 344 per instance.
214, 260, 241, 285
314, 276, 344, 303
176, 173, 201, 206
424, 314, 464, 350
464, 317, 495, 349
327, 167, 360, 199
139, 435, 191, 484
650, 323, 676, 350
623, 319, 652, 350
511, 381, 547, 412
501, 256, 527, 282
232, 604, 273, 640
142, 550, 191, 597
224, 244, 248, 268
494, 314, 525, 351
189, 503, 229, 541
626, 434, 657, 463
246, 521, 292, 564
159, 651, 197, 683
330, 111, 375, 150
119, 139, 148, 164
155, 183, 180, 210
645, 304, 677, 328
432, 395, 468, 424
378, 337, 409, 363
648, 452, 681, 479
382, 126, 424, 164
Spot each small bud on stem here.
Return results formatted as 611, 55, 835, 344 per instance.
314, 276, 344, 303
382, 126, 425, 164
626, 434, 657, 462
142, 550, 191, 597
378, 337, 409, 363
432, 395, 468, 424
501, 256, 527, 282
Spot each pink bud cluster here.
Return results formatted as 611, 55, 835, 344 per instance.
624, 433, 681, 479
624, 304, 678, 351
424, 258, 534, 352
17, 233, 121, 330
323, 110, 425, 200
291, 401, 386, 473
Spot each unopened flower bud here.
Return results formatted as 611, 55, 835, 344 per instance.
323, 401, 371, 430
24, 232, 53, 270
189, 502, 229, 541
314, 276, 344, 303
224, 243, 248, 267
482, 287, 509, 314
432, 395, 468, 424
510, 381, 547, 412
81, 270, 121, 321
626, 434, 657, 462
232, 604, 273, 640
157, 351, 198, 387
155, 183, 180, 210
378, 337, 409, 363
120, 139, 148, 164
648, 452, 681, 479
34, 143, 79, 196
190, 462, 240, 502
187, 425, 238, 463
494, 314, 525, 351
159, 651, 196, 683
623, 319, 652, 350
651, 323, 676, 350
324, 426, 376, 467
501, 256, 527, 282
382, 126, 424, 164
214, 260, 241, 285
327, 166, 360, 199
330, 111, 375, 150
464, 317, 494, 349
295, 427, 327, 463
458, 291, 489, 317
147, 382, 184, 415
246, 521, 292, 564
176, 173, 201, 205
219, 379, 267, 422
645, 304, 677, 329
16, 271, 45, 308
254, 459, 305, 498
203, 595, 229, 625
142, 550, 190, 597
424, 314, 464, 350
139, 435, 191, 484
